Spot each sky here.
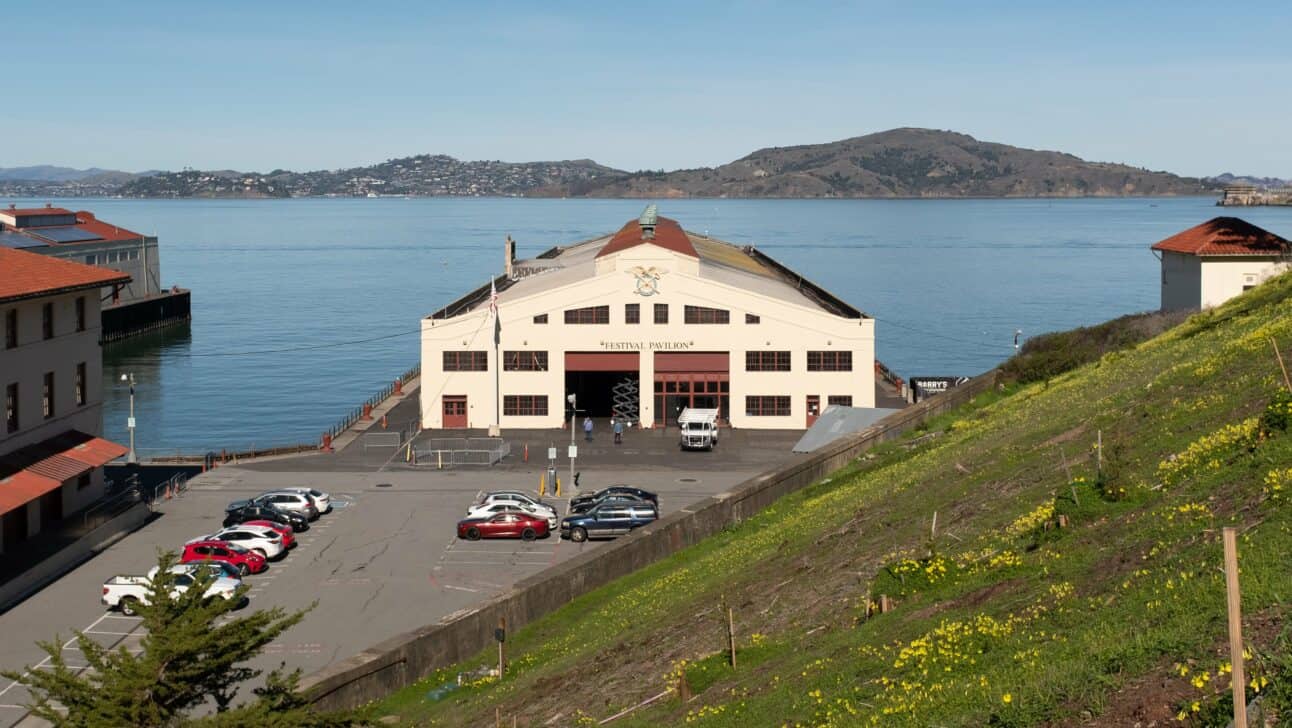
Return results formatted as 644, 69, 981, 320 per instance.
3, 1, 1290, 177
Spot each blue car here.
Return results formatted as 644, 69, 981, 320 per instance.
560, 503, 658, 543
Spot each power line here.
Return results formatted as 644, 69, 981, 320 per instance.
185, 328, 420, 357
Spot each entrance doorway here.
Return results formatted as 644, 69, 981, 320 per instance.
39, 487, 63, 528
442, 396, 467, 428
565, 352, 641, 421
653, 352, 731, 427
806, 395, 821, 428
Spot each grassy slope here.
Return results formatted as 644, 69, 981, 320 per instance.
377, 275, 1292, 727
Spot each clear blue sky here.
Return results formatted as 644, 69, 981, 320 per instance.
4, 1, 1289, 177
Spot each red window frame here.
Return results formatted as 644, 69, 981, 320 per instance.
745, 351, 791, 372
503, 351, 549, 371
745, 396, 791, 416
807, 351, 852, 371
443, 351, 488, 371
564, 305, 610, 324
684, 305, 730, 324
503, 395, 548, 416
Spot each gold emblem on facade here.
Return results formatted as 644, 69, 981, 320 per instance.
628, 266, 665, 296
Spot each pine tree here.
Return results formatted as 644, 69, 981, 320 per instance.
0, 551, 366, 727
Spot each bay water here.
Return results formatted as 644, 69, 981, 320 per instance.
12, 196, 1291, 454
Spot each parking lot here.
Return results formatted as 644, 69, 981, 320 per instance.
0, 429, 801, 726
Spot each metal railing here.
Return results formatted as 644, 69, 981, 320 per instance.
325, 362, 421, 442
413, 437, 510, 468
144, 472, 189, 505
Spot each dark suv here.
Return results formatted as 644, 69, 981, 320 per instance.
560, 504, 658, 542
569, 492, 656, 515
568, 486, 658, 512
223, 500, 310, 532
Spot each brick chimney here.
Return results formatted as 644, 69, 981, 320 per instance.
504, 235, 515, 278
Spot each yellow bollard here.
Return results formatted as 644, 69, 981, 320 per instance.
539, 473, 546, 497
555, 477, 561, 497
405, 442, 411, 462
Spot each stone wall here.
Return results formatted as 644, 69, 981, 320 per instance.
300, 370, 1000, 709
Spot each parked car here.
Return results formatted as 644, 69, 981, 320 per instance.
253, 491, 320, 520
224, 500, 309, 532
569, 486, 658, 511
197, 524, 285, 560
568, 492, 658, 515
457, 512, 550, 541
103, 564, 243, 616
181, 539, 268, 575
560, 504, 659, 542
477, 491, 556, 516
147, 562, 242, 583
241, 519, 297, 549
279, 487, 331, 514
464, 502, 558, 529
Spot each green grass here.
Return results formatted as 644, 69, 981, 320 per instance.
374, 273, 1292, 727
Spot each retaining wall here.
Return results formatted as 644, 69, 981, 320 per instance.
300, 371, 1000, 710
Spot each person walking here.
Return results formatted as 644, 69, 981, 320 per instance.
613, 418, 624, 445
583, 416, 593, 442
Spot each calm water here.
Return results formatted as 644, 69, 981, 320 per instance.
13, 196, 1292, 454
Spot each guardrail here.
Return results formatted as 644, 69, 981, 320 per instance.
413, 437, 510, 467
325, 362, 421, 444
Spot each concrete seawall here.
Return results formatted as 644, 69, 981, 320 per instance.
299, 370, 1000, 710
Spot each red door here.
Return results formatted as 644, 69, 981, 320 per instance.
443, 396, 468, 428
806, 395, 821, 428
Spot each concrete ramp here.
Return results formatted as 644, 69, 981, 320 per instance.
793, 405, 901, 453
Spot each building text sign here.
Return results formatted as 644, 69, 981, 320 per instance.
600, 340, 695, 351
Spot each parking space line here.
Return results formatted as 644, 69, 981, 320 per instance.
442, 585, 479, 593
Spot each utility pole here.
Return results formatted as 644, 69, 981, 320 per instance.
567, 393, 577, 493
120, 373, 137, 464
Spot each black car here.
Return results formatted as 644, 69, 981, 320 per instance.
560, 504, 659, 542
568, 492, 657, 515
569, 486, 658, 512
223, 500, 310, 531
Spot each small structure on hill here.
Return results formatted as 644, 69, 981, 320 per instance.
1151, 217, 1290, 311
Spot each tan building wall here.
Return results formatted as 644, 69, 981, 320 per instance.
1199, 257, 1289, 309
1159, 251, 1201, 311
421, 243, 874, 430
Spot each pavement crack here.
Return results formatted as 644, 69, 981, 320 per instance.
313, 536, 338, 563
359, 582, 386, 613
352, 542, 390, 572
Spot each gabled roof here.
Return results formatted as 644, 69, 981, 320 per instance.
0, 246, 131, 303
1151, 217, 1291, 257
0, 431, 128, 516
595, 216, 698, 260
2, 206, 76, 217
0, 207, 144, 244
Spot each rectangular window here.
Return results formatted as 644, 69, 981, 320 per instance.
503, 351, 549, 371
533, 313, 548, 324
77, 473, 91, 490
503, 395, 548, 416
654, 303, 668, 324
684, 305, 730, 324
442, 351, 488, 371
624, 303, 640, 324
745, 313, 760, 324
827, 395, 853, 407
129, 250, 140, 261
43, 372, 54, 419
5, 383, 16, 433
564, 305, 609, 324
745, 396, 791, 417
75, 362, 87, 406
745, 351, 791, 372
42, 302, 53, 340
4, 309, 15, 349
85, 255, 96, 265
75, 297, 86, 332
807, 351, 853, 371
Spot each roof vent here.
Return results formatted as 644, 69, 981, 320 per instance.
639, 203, 658, 240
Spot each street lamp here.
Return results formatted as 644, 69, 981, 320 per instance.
567, 393, 577, 494
120, 373, 137, 464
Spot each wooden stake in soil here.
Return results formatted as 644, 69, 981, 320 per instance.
727, 606, 737, 668
497, 617, 507, 679
1274, 337, 1292, 392
678, 665, 691, 702
1096, 430, 1103, 479
930, 511, 938, 553
1223, 527, 1248, 728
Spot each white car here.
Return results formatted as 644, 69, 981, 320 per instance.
103, 565, 243, 616
195, 525, 285, 560
478, 491, 556, 516
281, 487, 331, 514
254, 490, 320, 520
465, 502, 558, 529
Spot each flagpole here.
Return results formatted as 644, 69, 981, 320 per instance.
490, 276, 501, 437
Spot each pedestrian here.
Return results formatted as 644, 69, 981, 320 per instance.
613, 418, 624, 445
583, 416, 593, 442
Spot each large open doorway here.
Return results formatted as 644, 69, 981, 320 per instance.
565, 353, 641, 421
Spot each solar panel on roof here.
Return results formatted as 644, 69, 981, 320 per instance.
27, 226, 104, 244
0, 231, 47, 249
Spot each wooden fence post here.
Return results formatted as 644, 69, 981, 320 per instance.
728, 606, 737, 668
1223, 527, 1248, 728
1274, 337, 1292, 391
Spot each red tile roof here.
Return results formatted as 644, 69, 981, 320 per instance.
0, 431, 128, 516
1151, 217, 1291, 257
0, 246, 131, 304
71, 210, 144, 242
596, 216, 699, 259
2, 206, 75, 217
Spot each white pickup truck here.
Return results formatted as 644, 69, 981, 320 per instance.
102, 565, 243, 616
678, 407, 720, 451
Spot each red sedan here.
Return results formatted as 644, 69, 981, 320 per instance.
457, 512, 550, 541
181, 539, 268, 575
242, 519, 296, 549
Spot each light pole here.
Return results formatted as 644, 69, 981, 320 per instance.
120, 373, 137, 464
567, 393, 577, 493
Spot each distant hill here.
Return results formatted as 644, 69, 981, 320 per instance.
564, 128, 1215, 198
0, 165, 137, 183
1205, 172, 1290, 189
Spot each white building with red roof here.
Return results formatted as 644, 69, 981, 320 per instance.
1, 247, 130, 554
1151, 217, 1291, 311
421, 206, 876, 431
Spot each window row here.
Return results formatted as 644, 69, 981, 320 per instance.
503, 395, 548, 416
84, 249, 140, 266
444, 351, 550, 372
5, 363, 88, 434
745, 351, 853, 372
540, 305, 761, 326
4, 298, 88, 349
743, 394, 853, 417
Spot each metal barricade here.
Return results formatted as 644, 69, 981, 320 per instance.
413, 437, 509, 468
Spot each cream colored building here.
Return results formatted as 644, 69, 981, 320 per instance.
1153, 217, 1291, 311
420, 207, 875, 431
1, 248, 129, 555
